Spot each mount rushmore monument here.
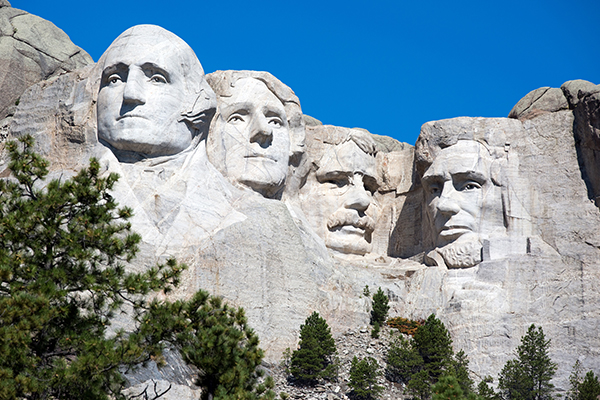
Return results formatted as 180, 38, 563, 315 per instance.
1, 2, 600, 395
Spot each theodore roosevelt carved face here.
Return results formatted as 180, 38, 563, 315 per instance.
421, 140, 504, 268
97, 25, 214, 158
299, 129, 379, 256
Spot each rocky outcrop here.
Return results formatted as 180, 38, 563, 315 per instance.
0, 3, 92, 121
3, 16, 600, 398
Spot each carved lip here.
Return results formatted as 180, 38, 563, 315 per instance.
331, 224, 365, 237
244, 153, 277, 162
117, 114, 148, 121
439, 225, 471, 237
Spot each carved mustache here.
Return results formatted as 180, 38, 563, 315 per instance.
327, 210, 375, 233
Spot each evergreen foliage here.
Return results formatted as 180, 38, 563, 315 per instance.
290, 312, 337, 385
477, 376, 499, 400
567, 361, 585, 400
407, 370, 433, 400
385, 333, 423, 384
432, 374, 465, 400
386, 314, 468, 400
567, 362, 600, 400
348, 356, 383, 400
577, 371, 600, 400
0, 136, 184, 400
451, 350, 475, 395
143, 291, 275, 400
412, 314, 454, 382
370, 288, 389, 327
497, 324, 557, 400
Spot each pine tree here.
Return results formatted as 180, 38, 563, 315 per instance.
385, 333, 424, 384
412, 314, 454, 382
578, 371, 600, 400
143, 291, 275, 400
477, 376, 499, 400
451, 350, 474, 395
432, 374, 465, 400
349, 356, 383, 400
497, 324, 557, 400
370, 288, 389, 338
567, 361, 584, 400
290, 312, 337, 385
0, 136, 184, 400
407, 370, 433, 400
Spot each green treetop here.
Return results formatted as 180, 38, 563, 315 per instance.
0, 135, 184, 400
290, 311, 337, 385
498, 324, 557, 400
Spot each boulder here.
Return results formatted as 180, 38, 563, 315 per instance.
0, 5, 92, 121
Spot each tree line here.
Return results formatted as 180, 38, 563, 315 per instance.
0, 136, 598, 400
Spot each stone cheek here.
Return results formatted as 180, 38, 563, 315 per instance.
3, 17, 600, 390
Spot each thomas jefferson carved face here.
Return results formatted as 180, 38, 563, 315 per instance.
301, 138, 378, 255
97, 26, 203, 157
421, 140, 504, 267
209, 78, 290, 198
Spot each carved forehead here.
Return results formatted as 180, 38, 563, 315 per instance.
99, 25, 204, 81
316, 140, 377, 179
422, 140, 493, 181
219, 78, 286, 115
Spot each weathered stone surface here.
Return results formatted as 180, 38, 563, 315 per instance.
508, 86, 568, 119
0, 0, 10, 8
0, 7, 92, 120
206, 70, 305, 199
4, 19, 600, 397
562, 80, 600, 204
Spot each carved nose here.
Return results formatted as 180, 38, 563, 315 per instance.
249, 117, 273, 148
122, 71, 146, 105
344, 175, 371, 212
436, 182, 460, 215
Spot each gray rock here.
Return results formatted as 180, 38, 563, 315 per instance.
304, 114, 323, 126
561, 79, 599, 108
508, 86, 568, 119
0, 0, 10, 8
0, 7, 92, 120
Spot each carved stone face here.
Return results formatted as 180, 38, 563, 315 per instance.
209, 78, 290, 197
421, 140, 504, 250
97, 30, 194, 157
303, 140, 378, 255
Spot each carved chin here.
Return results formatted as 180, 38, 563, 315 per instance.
325, 233, 371, 256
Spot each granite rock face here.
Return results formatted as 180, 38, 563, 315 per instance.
3, 19, 600, 398
0, 4, 92, 121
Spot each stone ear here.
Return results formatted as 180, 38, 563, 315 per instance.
490, 158, 506, 187
180, 80, 218, 132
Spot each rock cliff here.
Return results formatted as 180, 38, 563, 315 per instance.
1, 8, 599, 398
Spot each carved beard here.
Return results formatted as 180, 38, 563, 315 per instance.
430, 239, 483, 269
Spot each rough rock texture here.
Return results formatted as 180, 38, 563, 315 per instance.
562, 80, 600, 204
3, 18, 600, 399
0, 5, 92, 121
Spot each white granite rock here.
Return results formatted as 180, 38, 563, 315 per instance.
3, 19, 600, 395
0, 5, 92, 120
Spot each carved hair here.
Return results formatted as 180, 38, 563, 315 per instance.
206, 70, 305, 160
97, 25, 217, 137
415, 117, 508, 186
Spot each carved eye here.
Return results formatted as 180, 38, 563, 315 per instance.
324, 176, 349, 188
150, 74, 167, 84
227, 114, 245, 124
462, 182, 482, 191
108, 74, 122, 85
268, 118, 283, 127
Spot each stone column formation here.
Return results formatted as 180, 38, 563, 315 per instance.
1, 12, 600, 395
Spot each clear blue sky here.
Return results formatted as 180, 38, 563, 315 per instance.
10, 0, 600, 146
